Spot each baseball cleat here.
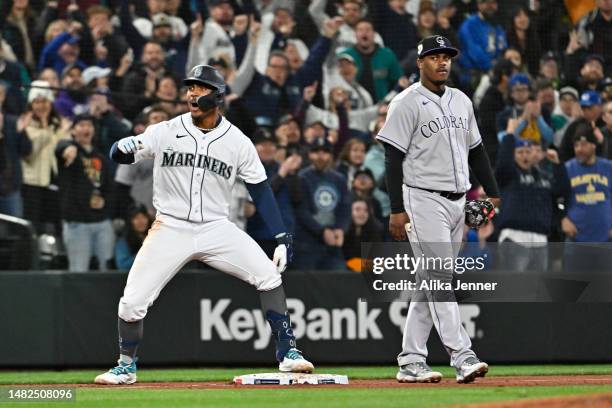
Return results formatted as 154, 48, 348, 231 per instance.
397, 362, 442, 383
94, 360, 137, 385
278, 348, 315, 373
455, 357, 488, 384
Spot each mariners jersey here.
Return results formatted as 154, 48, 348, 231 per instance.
377, 82, 482, 193
131, 113, 266, 223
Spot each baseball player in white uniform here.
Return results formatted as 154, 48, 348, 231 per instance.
95, 65, 314, 385
377, 36, 501, 384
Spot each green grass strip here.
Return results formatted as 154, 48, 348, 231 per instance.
0, 364, 610, 384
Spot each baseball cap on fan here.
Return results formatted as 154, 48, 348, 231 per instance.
152, 13, 172, 28
417, 35, 459, 59
579, 90, 602, 107
82, 66, 111, 86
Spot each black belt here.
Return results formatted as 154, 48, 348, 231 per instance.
406, 185, 465, 201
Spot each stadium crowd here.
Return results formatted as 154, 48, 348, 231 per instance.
0, 0, 610, 272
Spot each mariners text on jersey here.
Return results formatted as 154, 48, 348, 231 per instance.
161, 150, 234, 180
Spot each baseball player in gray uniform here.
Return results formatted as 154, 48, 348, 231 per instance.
95, 65, 313, 385
377, 36, 501, 384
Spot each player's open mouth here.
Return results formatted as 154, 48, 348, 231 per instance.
190, 102, 199, 108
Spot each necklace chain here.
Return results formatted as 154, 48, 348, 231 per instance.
196, 118, 221, 132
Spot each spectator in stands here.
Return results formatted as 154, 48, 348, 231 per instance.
336, 138, 366, 189
414, 1, 458, 47
0, 82, 32, 217
495, 122, 570, 273
0, 47, 26, 116
21, 80, 70, 234
131, 0, 189, 43
38, 20, 87, 76
106, 48, 134, 96
87, 88, 130, 172
55, 114, 114, 272
530, 0, 561, 55
119, 41, 179, 121
54, 64, 88, 119
350, 168, 387, 224
324, 53, 373, 110
247, 127, 301, 257
298, 82, 378, 141
343, 198, 383, 269
274, 114, 306, 163
552, 86, 582, 147
1, 0, 37, 73
343, 19, 404, 103
564, 53, 605, 94
505, 6, 541, 77
497, 73, 553, 147
574, 0, 612, 74
458, 0, 507, 91
478, 58, 516, 165
187, 0, 236, 73
599, 77, 612, 103
253, 5, 305, 74
560, 91, 605, 161
242, 21, 338, 127
82, 66, 111, 91
369, 0, 418, 62
294, 137, 350, 270
37, 68, 60, 98
114, 205, 152, 270
562, 127, 612, 272
120, 2, 189, 77
364, 112, 387, 186
84, 5, 129, 70
599, 100, 612, 160
146, 74, 182, 117
501, 46, 522, 73
538, 52, 562, 90
114, 105, 170, 218
308, 0, 384, 55
534, 78, 555, 125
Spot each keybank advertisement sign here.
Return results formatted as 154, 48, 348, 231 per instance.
200, 298, 482, 349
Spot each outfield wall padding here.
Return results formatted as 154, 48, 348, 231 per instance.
0, 270, 610, 367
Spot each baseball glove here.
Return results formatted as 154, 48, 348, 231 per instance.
465, 200, 495, 229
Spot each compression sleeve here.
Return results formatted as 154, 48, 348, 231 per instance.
468, 142, 500, 198
110, 141, 135, 164
383, 142, 407, 214
245, 180, 286, 238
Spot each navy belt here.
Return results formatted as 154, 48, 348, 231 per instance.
406, 185, 465, 201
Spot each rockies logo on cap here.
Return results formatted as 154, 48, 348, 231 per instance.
417, 35, 459, 58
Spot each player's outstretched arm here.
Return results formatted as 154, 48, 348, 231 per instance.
109, 136, 143, 164
245, 181, 293, 272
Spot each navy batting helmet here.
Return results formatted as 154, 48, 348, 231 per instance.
184, 65, 226, 109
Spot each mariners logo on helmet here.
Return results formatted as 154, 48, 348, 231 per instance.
193, 66, 203, 78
